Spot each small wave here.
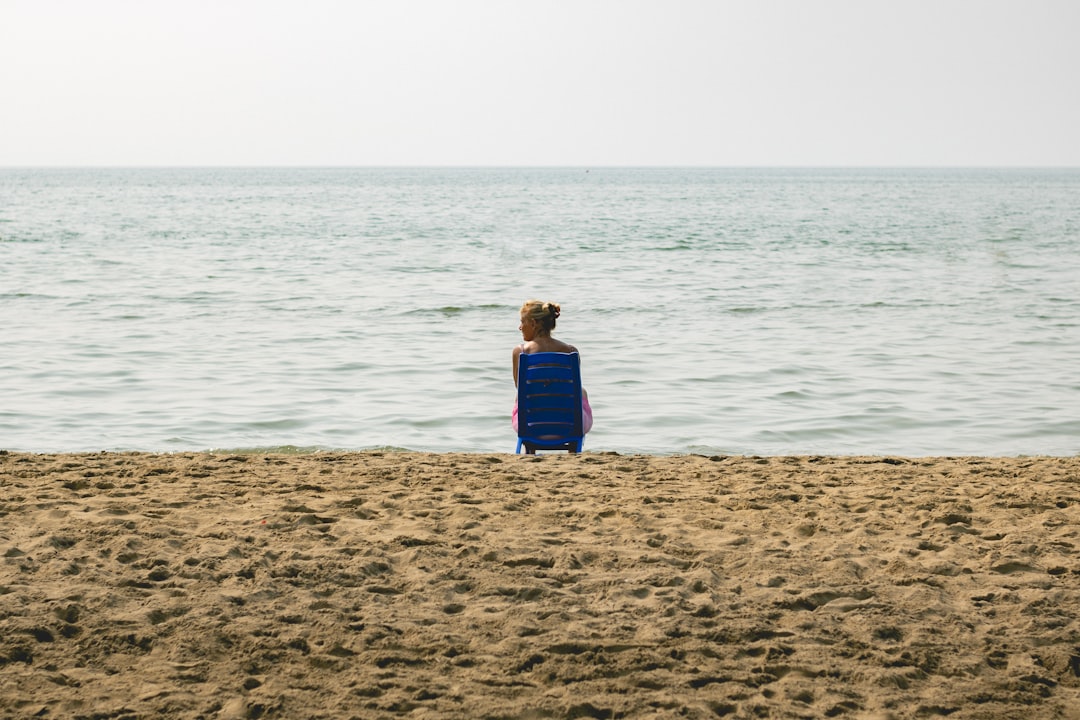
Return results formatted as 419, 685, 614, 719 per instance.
773, 389, 813, 400
1, 292, 58, 300
244, 419, 309, 431
208, 445, 330, 455
207, 445, 417, 454
401, 303, 512, 317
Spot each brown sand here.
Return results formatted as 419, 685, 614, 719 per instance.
1, 451, 1078, 719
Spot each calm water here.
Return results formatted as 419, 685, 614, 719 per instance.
2, 167, 1078, 456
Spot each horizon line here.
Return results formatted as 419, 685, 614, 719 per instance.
3, 164, 1080, 170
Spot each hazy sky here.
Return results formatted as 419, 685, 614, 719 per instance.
3, 0, 1078, 166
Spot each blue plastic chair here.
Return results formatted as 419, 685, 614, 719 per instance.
516, 352, 585, 454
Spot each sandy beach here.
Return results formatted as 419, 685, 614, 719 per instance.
1, 451, 1078, 719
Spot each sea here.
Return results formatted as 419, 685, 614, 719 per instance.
2, 167, 1078, 456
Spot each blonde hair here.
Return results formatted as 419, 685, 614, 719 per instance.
520, 299, 561, 333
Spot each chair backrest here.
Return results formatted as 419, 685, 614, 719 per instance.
516, 352, 584, 453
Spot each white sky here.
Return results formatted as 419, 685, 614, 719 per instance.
2, 0, 1078, 166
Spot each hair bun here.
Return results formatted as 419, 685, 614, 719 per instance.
521, 299, 561, 332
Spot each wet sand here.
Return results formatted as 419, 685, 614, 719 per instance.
1, 451, 1078, 719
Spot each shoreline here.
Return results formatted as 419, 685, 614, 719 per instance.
5, 448, 1076, 458
2, 452, 1078, 718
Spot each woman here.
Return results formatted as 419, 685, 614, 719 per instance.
512, 300, 593, 434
